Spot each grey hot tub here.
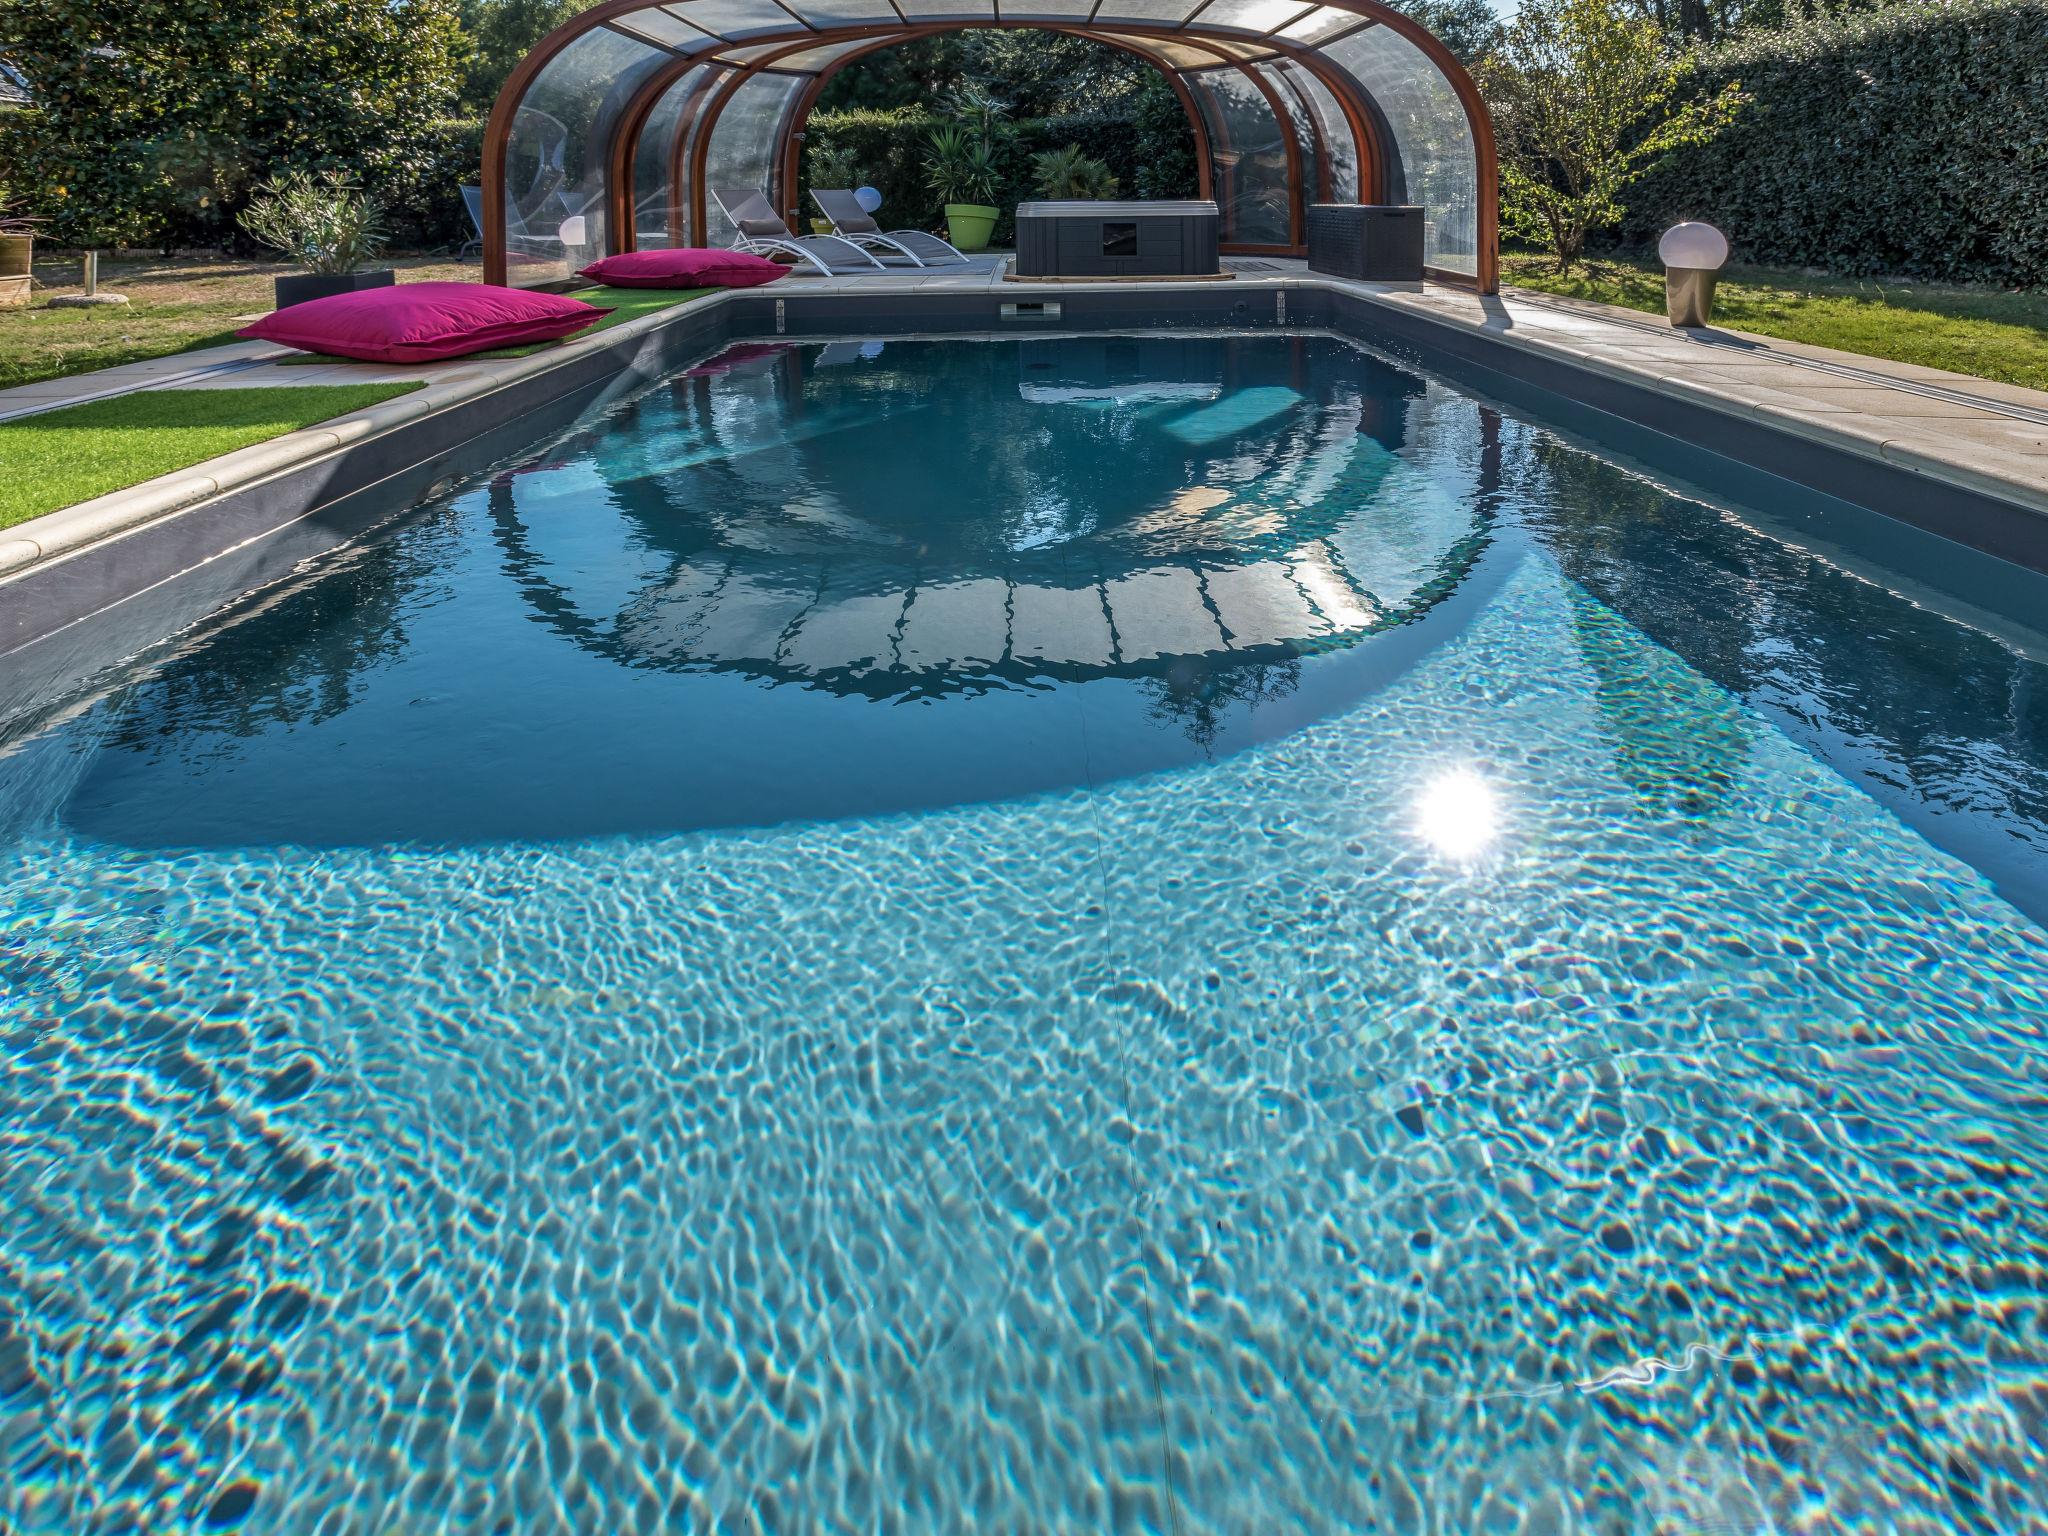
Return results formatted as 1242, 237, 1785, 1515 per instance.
1013, 200, 1221, 278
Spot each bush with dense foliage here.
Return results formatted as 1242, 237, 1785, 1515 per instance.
0, 0, 463, 250
1618, 0, 2048, 282
803, 94, 1194, 242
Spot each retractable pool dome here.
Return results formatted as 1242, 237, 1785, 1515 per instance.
483, 0, 1498, 292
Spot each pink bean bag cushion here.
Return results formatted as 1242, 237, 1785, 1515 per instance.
577, 248, 788, 289
237, 283, 611, 363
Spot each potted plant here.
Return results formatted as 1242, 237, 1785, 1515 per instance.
239, 170, 395, 310
924, 127, 1000, 253
0, 210, 41, 310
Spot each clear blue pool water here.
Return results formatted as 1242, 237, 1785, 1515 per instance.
4, 333, 2048, 1533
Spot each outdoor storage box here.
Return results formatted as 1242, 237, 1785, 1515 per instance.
1306, 205, 1425, 281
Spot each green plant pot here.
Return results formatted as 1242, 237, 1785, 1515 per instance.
810, 219, 834, 237
0, 234, 31, 281
944, 204, 998, 253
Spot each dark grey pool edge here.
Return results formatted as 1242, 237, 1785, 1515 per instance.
3, 278, 2042, 735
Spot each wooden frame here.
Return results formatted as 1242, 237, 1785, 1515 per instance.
481, 0, 1498, 291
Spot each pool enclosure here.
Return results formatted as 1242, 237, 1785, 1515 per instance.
482, 0, 1498, 291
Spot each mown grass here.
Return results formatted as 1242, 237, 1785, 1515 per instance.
1, 255, 474, 389
0, 383, 424, 528
1503, 252, 2048, 393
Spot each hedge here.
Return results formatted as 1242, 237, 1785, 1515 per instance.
802, 96, 1196, 242
1618, 0, 2048, 284
378, 117, 484, 252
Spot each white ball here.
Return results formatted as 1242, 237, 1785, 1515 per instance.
1658, 221, 1729, 271
854, 186, 883, 214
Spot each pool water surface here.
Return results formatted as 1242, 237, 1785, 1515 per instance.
3, 334, 2048, 1533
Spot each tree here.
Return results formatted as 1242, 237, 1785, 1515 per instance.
1389, 0, 1507, 64
456, 0, 592, 116
0, 0, 462, 249
1479, 0, 1743, 269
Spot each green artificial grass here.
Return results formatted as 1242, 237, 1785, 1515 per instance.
1502, 252, 2048, 393
272, 285, 719, 365
0, 383, 424, 529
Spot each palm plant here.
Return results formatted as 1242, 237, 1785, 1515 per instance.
1031, 145, 1120, 201
238, 170, 388, 275
924, 127, 1000, 207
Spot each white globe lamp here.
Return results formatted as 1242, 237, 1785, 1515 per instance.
1658, 221, 1728, 329
854, 186, 883, 214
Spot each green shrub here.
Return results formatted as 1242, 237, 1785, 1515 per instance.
1616, 0, 2048, 283
0, 0, 463, 251
378, 118, 485, 251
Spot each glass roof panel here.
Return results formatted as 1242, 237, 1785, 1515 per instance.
998, 0, 1099, 17
759, 39, 877, 70
1277, 4, 1368, 43
663, 0, 807, 38
1090, 0, 1205, 24
1177, 37, 1281, 58
1184, 0, 1320, 34
1323, 22, 1478, 272
897, 0, 998, 18
612, 9, 714, 48
780, 0, 903, 21
1115, 37, 1236, 65
710, 40, 818, 62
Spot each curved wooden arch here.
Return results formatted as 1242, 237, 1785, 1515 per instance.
482, 0, 1497, 289
768, 28, 1218, 232
685, 21, 1351, 251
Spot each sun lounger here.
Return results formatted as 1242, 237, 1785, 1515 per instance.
711, 189, 884, 276
809, 189, 969, 267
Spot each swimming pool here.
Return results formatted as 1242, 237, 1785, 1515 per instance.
3, 333, 2046, 1532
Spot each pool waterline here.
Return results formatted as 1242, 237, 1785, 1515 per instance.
3, 332, 2047, 1533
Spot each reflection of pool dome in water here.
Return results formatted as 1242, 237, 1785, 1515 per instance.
494, 337, 1495, 700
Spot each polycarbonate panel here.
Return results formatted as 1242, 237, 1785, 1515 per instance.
1187, 68, 1291, 244
1187, 0, 1320, 33
632, 64, 716, 247
1090, 0, 1204, 23
713, 41, 818, 62
1277, 4, 1367, 44
504, 27, 671, 285
1184, 35, 1281, 57
781, 0, 902, 20
666, 0, 805, 38
897, 0, 997, 18
1274, 58, 1356, 200
762, 39, 878, 71
1254, 61, 1321, 204
1099, 36, 1228, 67
1323, 20, 1476, 271
999, 0, 1098, 17
612, 8, 714, 48
698, 71, 807, 242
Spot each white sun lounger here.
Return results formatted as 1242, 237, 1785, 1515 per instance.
810, 189, 969, 267
711, 188, 884, 276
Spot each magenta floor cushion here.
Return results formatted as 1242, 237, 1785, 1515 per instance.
238, 282, 611, 363
577, 249, 787, 288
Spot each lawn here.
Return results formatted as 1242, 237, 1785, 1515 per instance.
1503, 252, 2048, 393
0, 384, 424, 529
2, 254, 473, 389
